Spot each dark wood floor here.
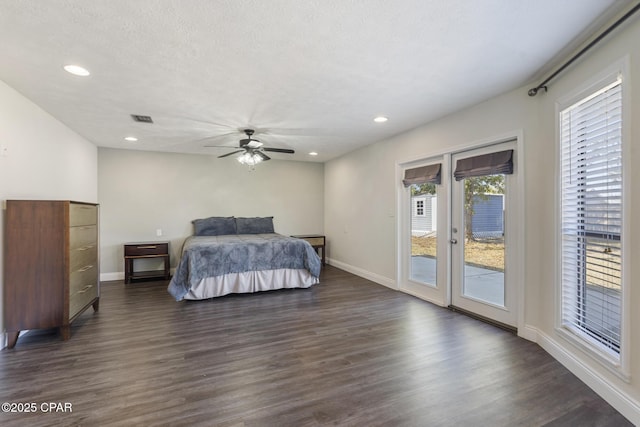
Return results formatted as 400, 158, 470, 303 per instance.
0, 266, 631, 426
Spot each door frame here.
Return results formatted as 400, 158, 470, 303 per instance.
397, 131, 525, 334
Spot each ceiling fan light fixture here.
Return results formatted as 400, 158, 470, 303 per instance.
237, 152, 263, 166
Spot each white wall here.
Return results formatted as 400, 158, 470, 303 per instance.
324, 15, 640, 424
0, 80, 98, 345
98, 147, 324, 278
325, 88, 536, 288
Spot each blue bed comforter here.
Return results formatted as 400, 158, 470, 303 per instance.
167, 233, 321, 301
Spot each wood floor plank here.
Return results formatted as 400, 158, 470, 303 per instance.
0, 265, 632, 426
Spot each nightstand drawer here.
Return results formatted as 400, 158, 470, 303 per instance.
125, 242, 168, 256
303, 236, 325, 246
292, 235, 325, 247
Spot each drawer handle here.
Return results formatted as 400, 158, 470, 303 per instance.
77, 265, 94, 272
78, 284, 93, 293
137, 245, 157, 249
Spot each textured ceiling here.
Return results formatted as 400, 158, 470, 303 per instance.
0, 0, 627, 162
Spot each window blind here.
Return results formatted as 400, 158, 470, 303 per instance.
403, 164, 441, 186
453, 149, 513, 181
560, 77, 623, 356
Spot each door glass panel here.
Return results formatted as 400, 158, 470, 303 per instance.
410, 183, 437, 285
462, 175, 505, 306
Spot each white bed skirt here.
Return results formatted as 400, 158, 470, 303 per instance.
183, 268, 319, 300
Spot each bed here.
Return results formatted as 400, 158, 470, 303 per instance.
167, 216, 321, 301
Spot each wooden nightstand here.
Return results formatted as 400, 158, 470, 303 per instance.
124, 241, 170, 283
291, 235, 326, 265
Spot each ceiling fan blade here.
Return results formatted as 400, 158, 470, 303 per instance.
263, 147, 295, 154
256, 151, 271, 161
217, 150, 244, 158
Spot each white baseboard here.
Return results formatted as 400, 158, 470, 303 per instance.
327, 258, 397, 290
535, 328, 640, 425
100, 272, 124, 282
518, 324, 538, 342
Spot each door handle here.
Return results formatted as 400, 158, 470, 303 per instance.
450, 239, 458, 244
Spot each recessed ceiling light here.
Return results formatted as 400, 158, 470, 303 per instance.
63, 64, 90, 76
374, 116, 388, 123
124, 136, 138, 142
309, 152, 318, 156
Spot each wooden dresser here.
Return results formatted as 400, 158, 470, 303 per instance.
4, 200, 100, 348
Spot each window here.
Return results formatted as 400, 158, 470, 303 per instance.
405, 167, 439, 288
414, 198, 425, 216
559, 75, 623, 360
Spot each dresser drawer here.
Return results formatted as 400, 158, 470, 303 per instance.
70, 225, 97, 250
70, 263, 98, 295
69, 283, 98, 319
125, 242, 168, 256
70, 245, 98, 272
70, 203, 97, 227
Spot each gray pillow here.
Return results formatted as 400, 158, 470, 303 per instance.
235, 217, 274, 234
192, 216, 237, 236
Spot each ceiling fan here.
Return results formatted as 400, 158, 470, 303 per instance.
206, 129, 295, 165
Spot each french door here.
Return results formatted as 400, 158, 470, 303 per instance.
450, 142, 517, 327
399, 157, 449, 306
